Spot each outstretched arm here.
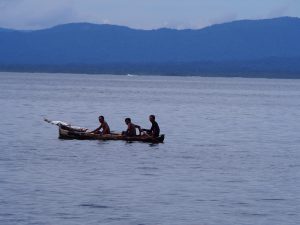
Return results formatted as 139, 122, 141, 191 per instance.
90, 125, 102, 133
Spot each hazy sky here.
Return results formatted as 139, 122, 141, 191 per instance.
0, 0, 300, 30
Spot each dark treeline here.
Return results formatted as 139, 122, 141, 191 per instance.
1, 58, 300, 78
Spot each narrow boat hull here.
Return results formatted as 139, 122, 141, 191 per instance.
59, 126, 165, 143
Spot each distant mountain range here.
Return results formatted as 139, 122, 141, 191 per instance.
1, 17, 300, 78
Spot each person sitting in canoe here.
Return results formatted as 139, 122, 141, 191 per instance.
142, 115, 160, 137
90, 115, 110, 135
122, 118, 141, 137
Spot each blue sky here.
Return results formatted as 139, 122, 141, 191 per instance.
0, 0, 299, 30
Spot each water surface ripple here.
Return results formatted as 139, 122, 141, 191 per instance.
0, 72, 299, 225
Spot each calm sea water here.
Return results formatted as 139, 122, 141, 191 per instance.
0, 72, 300, 225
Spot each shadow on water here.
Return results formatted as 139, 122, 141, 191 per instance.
79, 203, 111, 209
124, 141, 162, 149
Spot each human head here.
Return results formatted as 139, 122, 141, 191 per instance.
125, 118, 131, 124
149, 115, 155, 122
98, 115, 104, 123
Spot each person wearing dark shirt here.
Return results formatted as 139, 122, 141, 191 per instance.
142, 115, 160, 137
122, 118, 141, 137
90, 115, 110, 135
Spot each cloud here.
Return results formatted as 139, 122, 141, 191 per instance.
267, 5, 290, 18
0, 0, 77, 29
0, 0, 22, 9
0, 0, 299, 30
0, 0, 126, 29
209, 13, 238, 26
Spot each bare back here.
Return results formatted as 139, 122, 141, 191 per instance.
101, 121, 110, 135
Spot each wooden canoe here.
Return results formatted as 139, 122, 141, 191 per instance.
58, 125, 165, 143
